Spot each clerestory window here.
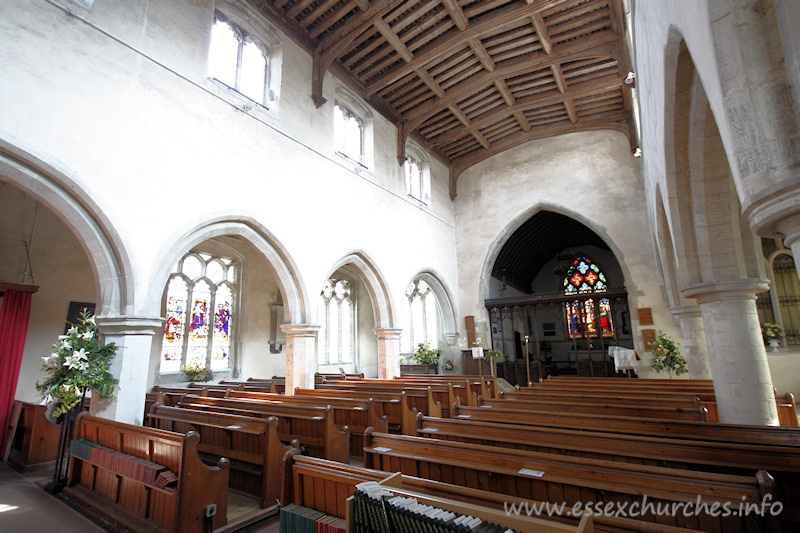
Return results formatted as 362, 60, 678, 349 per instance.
208, 13, 269, 105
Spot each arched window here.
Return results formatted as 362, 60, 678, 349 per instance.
334, 103, 365, 165
208, 14, 269, 105
406, 279, 439, 349
333, 87, 373, 170
562, 256, 613, 338
160, 253, 237, 373
404, 141, 431, 204
318, 279, 354, 365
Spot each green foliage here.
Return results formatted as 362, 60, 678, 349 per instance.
36, 310, 119, 418
181, 359, 213, 382
650, 332, 687, 378
409, 340, 441, 364
485, 349, 507, 362
761, 323, 783, 341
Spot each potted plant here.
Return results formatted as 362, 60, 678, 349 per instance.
484, 349, 507, 378
649, 332, 687, 379
37, 309, 119, 418
406, 340, 441, 374
181, 359, 213, 382
761, 323, 783, 351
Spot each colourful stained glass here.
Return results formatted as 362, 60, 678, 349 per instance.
212, 284, 233, 371
563, 257, 608, 294
563, 257, 614, 338
187, 280, 211, 365
161, 277, 188, 373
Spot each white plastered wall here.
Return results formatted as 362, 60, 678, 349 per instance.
0, 0, 459, 412
453, 130, 674, 377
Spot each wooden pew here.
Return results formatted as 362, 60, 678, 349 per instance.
415, 413, 800, 519
6, 401, 62, 471
146, 405, 298, 508
315, 381, 468, 416
223, 389, 387, 456
363, 430, 779, 532
452, 403, 800, 446
289, 456, 713, 532
294, 388, 421, 434
173, 395, 350, 463
500, 380, 798, 427
65, 413, 229, 533
476, 396, 710, 421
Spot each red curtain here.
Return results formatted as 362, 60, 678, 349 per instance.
0, 290, 33, 447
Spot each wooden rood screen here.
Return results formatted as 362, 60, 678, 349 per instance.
65, 413, 229, 533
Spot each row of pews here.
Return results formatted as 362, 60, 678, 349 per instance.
55, 374, 800, 532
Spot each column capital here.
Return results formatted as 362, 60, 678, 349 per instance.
741, 177, 800, 241
96, 315, 165, 336
681, 278, 769, 304
280, 323, 320, 337
373, 327, 403, 340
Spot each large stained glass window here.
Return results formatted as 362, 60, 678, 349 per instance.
318, 279, 354, 365
563, 257, 614, 338
160, 253, 237, 374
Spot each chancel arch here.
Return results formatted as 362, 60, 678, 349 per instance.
482, 208, 632, 384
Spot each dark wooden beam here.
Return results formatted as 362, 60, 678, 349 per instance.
365, 0, 563, 94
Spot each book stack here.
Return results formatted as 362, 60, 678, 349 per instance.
70, 439, 177, 491
279, 504, 345, 532
352, 482, 515, 533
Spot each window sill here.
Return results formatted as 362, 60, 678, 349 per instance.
335, 151, 371, 175
206, 78, 275, 119
407, 194, 430, 207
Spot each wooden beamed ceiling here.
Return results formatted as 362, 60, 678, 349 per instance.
250, 0, 634, 197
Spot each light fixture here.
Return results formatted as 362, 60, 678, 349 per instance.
624, 71, 635, 85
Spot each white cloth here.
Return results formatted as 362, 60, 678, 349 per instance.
609, 346, 638, 373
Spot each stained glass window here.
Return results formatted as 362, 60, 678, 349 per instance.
318, 279, 354, 365
405, 280, 439, 350
563, 257, 613, 338
208, 14, 269, 105
160, 253, 238, 374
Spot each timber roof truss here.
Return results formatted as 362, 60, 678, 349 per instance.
249, 0, 634, 197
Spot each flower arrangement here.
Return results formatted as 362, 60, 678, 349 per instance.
650, 332, 687, 378
36, 310, 119, 418
761, 323, 783, 342
485, 349, 507, 362
443, 360, 454, 371
408, 340, 441, 365
181, 359, 212, 382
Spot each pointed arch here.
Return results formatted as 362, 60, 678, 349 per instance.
407, 270, 458, 343
479, 204, 632, 309
149, 214, 308, 325
0, 135, 133, 316
325, 250, 394, 329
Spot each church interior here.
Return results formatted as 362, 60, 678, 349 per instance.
2, 0, 800, 531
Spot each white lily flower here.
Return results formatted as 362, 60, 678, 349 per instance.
67, 326, 78, 335
86, 316, 96, 325
43, 354, 60, 368
80, 330, 94, 340
60, 339, 72, 350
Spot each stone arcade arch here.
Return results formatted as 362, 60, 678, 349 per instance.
324, 251, 399, 379
662, 34, 777, 425
150, 215, 312, 392
407, 270, 458, 347
0, 136, 151, 423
